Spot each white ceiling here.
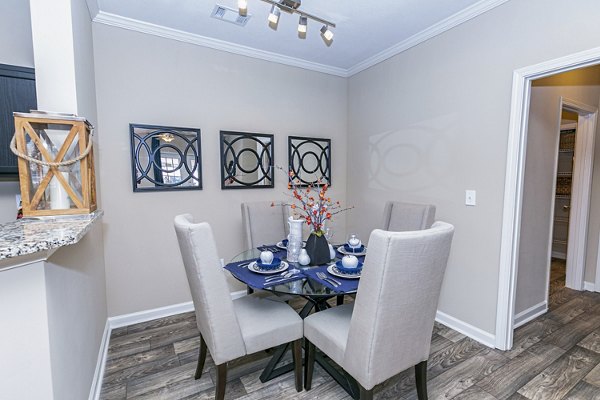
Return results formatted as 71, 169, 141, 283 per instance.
90, 0, 509, 77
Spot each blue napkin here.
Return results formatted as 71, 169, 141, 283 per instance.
303, 265, 360, 293
224, 259, 304, 290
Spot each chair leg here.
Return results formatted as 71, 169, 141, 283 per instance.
415, 360, 428, 400
292, 339, 303, 392
194, 335, 207, 380
359, 385, 373, 400
215, 363, 228, 400
304, 340, 316, 390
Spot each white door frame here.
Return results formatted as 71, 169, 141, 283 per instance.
495, 46, 600, 351
562, 99, 598, 290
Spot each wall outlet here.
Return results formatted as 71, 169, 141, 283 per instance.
465, 190, 476, 206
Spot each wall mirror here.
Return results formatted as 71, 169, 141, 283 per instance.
288, 136, 331, 186
220, 131, 274, 189
130, 124, 202, 192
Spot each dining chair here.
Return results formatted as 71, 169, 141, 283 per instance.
241, 201, 290, 249
174, 214, 304, 400
381, 201, 436, 231
303, 222, 454, 400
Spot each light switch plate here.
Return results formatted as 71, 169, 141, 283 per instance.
465, 190, 476, 206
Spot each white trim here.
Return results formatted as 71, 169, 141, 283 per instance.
513, 301, 547, 329
91, 0, 510, 78
564, 100, 598, 290
584, 281, 596, 292
85, 0, 99, 20
551, 251, 567, 260
108, 301, 195, 329
347, 0, 510, 76
435, 310, 495, 348
88, 320, 110, 400
496, 46, 600, 351
596, 230, 600, 292
108, 291, 247, 329
92, 11, 348, 77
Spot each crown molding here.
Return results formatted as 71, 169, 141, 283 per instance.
346, 0, 511, 76
93, 11, 348, 77
85, 0, 100, 20
92, 0, 509, 78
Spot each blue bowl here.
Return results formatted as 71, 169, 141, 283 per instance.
344, 244, 365, 253
256, 257, 282, 270
281, 239, 288, 247
335, 260, 363, 275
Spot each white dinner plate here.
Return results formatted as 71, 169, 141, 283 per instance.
276, 241, 306, 250
248, 261, 289, 275
337, 245, 367, 256
327, 264, 361, 279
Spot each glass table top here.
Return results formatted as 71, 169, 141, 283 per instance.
229, 248, 357, 298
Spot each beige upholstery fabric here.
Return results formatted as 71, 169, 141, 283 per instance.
303, 303, 354, 366
174, 214, 303, 365
234, 295, 303, 354
381, 201, 436, 231
304, 222, 454, 390
241, 201, 290, 249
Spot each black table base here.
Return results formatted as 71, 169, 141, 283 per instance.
258, 295, 360, 399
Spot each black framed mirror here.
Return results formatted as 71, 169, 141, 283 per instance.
288, 136, 331, 187
130, 124, 202, 192
220, 131, 274, 189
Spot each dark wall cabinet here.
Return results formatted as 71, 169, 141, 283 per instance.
0, 64, 37, 176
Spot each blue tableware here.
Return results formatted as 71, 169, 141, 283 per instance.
344, 244, 365, 253
256, 257, 282, 271
282, 239, 288, 247
335, 260, 363, 275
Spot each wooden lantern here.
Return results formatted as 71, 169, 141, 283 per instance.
11, 111, 96, 216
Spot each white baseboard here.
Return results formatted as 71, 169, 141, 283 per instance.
90, 289, 249, 399
88, 320, 111, 400
513, 301, 547, 329
584, 281, 596, 292
435, 310, 496, 348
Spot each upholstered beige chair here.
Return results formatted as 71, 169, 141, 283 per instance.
241, 201, 290, 249
381, 201, 436, 231
304, 222, 454, 400
174, 214, 303, 399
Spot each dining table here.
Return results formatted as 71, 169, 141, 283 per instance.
224, 243, 366, 397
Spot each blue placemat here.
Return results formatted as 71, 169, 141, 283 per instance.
303, 265, 360, 293
225, 259, 304, 289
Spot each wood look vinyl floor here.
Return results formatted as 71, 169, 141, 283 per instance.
100, 261, 600, 399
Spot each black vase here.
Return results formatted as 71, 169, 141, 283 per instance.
305, 233, 330, 266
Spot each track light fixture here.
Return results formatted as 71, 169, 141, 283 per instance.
240, 0, 336, 44
238, 0, 248, 16
268, 5, 281, 24
320, 25, 333, 41
298, 15, 307, 33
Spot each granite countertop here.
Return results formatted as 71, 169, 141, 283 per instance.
0, 210, 103, 261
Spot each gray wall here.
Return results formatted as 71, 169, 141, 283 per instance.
516, 69, 600, 315
92, 24, 348, 317
0, 0, 34, 223
347, 0, 600, 335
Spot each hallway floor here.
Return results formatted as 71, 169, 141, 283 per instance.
101, 280, 600, 399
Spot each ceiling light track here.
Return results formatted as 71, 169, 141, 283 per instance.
238, 0, 336, 43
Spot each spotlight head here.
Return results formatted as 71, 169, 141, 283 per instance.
268, 5, 281, 24
238, 0, 247, 16
298, 15, 307, 33
320, 25, 334, 41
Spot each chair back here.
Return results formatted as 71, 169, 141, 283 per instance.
241, 201, 290, 248
174, 214, 246, 365
381, 201, 436, 231
343, 222, 454, 389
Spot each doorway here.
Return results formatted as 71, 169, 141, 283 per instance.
496, 48, 600, 351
